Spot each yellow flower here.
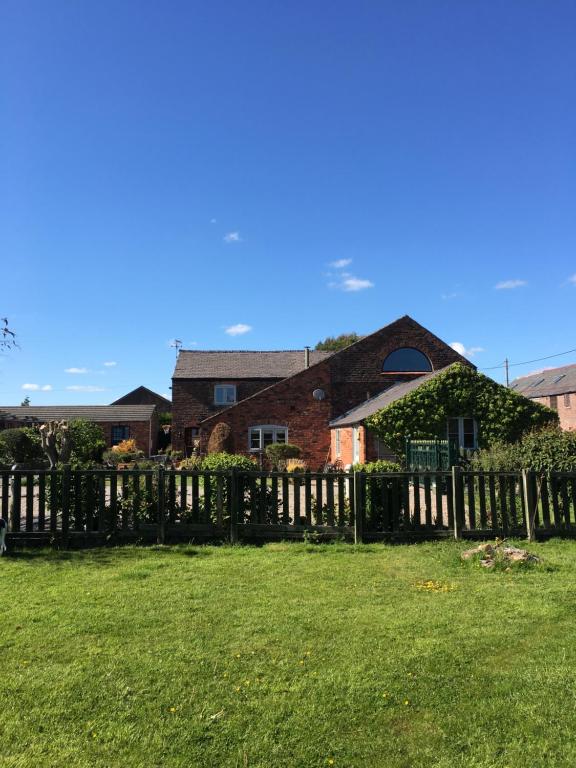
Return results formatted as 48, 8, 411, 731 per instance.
404, 700, 410, 706
169, 707, 177, 713
327, 760, 335, 766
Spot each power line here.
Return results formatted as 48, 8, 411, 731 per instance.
480, 347, 576, 372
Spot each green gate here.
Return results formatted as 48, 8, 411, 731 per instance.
405, 438, 460, 472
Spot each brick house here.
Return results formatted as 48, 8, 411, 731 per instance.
171, 315, 470, 468
112, 386, 171, 412
510, 363, 576, 431
0, 405, 159, 455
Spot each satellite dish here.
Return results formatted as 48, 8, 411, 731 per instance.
312, 388, 326, 401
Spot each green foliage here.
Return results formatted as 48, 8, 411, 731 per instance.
103, 449, 145, 466
66, 420, 107, 469
178, 456, 203, 471
265, 442, 301, 470
201, 452, 256, 473
0, 427, 44, 467
472, 426, 576, 473
315, 332, 361, 351
20, 396, 31, 406
158, 412, 172, 425
352, 459, 402, 473
366, 363, 558, 456
207, 423, 233, 454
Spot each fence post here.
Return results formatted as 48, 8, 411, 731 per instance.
522, 469, 536, 542
452, 465, 463, 540
230, 469, 239, 544
157, 466, 166, 544
354, 471, 364, 544
61, 465, 71, 545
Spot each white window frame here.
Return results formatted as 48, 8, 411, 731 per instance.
249, 425, 288, 452
447, 417, 477, 449
335, 428, 341, 458
214, 384, 237, 406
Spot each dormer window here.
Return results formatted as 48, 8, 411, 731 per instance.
214, 384, 236, 405
382, 348, 432, 373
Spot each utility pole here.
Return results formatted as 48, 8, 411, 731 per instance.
504, 358, 509, 387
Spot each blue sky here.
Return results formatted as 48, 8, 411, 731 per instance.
1, 0, 575, 404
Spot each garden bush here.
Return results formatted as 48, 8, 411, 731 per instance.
265, 443, 301, 470
471, 426, 576, 474
0, 428, 44, 467
207, 423, 232, 454
352, 459, 402, 473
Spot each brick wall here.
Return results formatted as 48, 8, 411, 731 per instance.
531, 393, 576, 431
171, 378, 281, 453
98, 417, 158, 455
198, 316, 469, 469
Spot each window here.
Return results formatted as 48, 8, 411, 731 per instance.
550, 395, 558, 411
530, 378, 545, 389
111, 425, 130, 445
335, 428, 341, 458
382, 348, 432, 373
249, 425, 287, 451
553, 374, 566, 384
184, 426, 200, 445
214, 384, 236, 405
447, 417, 477, 449
565, 394, 571, 408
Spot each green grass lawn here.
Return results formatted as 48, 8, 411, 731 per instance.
2, 540, 576, 767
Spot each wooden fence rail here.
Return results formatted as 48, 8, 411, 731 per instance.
2, 467, 576, 547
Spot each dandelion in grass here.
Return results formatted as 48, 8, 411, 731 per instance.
169, 707, 177, 713
404, 700, 410, 706
414, 580, 456, 593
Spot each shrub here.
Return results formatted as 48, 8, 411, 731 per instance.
67, 420, 106, 468
207, 423, 232, 454
265, 443, 301, 470
201, 452, 256, 473
112, 438, 138, 454
472, 426, 576, 474
287, 459, 308, 472
103, 449, 144, 466
179, 456, 203, 471
352, 459, 402, 474
0, 427, 44, 467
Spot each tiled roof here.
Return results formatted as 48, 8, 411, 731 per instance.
329, 368, 450, 427
510, 363, 576, 398
0, 405, 157, 423
173, 350, 333, 379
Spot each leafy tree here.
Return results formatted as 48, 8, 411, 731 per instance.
366, 363, 558, 457
20, 396, 31, 406
66, 420, 106, 468
315, 333, 361, 352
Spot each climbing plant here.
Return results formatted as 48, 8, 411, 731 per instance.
366, 363, 558, 457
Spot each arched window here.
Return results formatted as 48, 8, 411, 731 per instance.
382, 348, 432, 373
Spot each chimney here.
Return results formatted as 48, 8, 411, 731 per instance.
304, 346, 310, 369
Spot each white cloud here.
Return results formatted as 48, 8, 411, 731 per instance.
22, 383, 52, 391
341, 276, 374, 292
441, 291, 461, 300
450, 342, 484, 358
66, 385, 107, 392
65, 367, 88, 374
223, 231, 242, 243
568, 274, 576, 286
103, 361, 117, 367
225, 323, 252, 336
495, 279, 527, 290
329, 258, 352, 269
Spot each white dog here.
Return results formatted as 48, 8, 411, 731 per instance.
0, 518, 6, 556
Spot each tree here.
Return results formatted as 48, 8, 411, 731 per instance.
21, 396, 30, 406
315, 333, 361, 352
1, 318, 16, 350
0, 428, 44, 467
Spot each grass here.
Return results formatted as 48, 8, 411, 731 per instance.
2, 539, 576, 767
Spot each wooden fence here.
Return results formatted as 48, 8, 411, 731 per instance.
2, 467, 576, 547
